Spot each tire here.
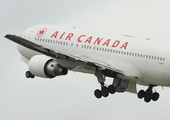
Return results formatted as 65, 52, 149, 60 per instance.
144, 96, 151, 103
25, 71, 31, 78
145, 89, 152, 97
94, 89, 102, 99
137, 90, 145, 99
152, 92, 160, 101
101, 87, 109, 97
30, 74, 35, 78
108, 85, 116, 94
25, 71, 35, 78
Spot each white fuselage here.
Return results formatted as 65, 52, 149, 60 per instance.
17, 24, 170, 86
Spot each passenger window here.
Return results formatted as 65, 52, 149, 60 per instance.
118, 51, 121, 54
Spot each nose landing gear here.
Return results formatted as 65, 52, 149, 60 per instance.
25, 71, 35, 78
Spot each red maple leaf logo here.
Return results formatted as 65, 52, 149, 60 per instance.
37, 28, 47, 37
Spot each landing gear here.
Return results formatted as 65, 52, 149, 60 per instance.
94, 83, 116, 99
25, 71, 35, 78
108, 85, 116, 94
94, 69, 116, 99
93, 69, 160, 102
137, 85, 160, 103
94, 89, 102, 98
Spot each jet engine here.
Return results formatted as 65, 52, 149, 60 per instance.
28, 55, 68, 78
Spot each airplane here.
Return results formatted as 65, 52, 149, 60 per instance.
4, 24, 170, 103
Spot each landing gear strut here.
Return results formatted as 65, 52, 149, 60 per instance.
25, 71, 35, 78
137, 85, 160, 103
94, 70, 116, 99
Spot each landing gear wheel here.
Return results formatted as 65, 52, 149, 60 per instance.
25, 71, 35, 78
101, 87, 109, 97
144, 96, 151, 103
152, 92, 160, 101
145, 89, 152, 97
30, 74, 35, 78
137, 90, 145, 99
26, 71, 31, 78
108, 85, 116, 94
94, 89, 102, 99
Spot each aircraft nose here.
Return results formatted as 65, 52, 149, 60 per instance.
17, 44, 22, 53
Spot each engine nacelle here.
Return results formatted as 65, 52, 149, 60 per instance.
28, 55, 68, 78
113, 77, 137, 93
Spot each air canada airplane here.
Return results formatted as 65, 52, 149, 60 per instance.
5, 24, 170, 103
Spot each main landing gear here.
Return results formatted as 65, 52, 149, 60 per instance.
94, 83, 116, 98
137, 85, 160, 103
25, 71, 35, 78
94, 69, 116, 99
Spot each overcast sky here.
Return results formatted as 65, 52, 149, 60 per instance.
1, 0, 170, 120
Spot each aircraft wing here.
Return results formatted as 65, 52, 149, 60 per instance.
5, 34, 125, 74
